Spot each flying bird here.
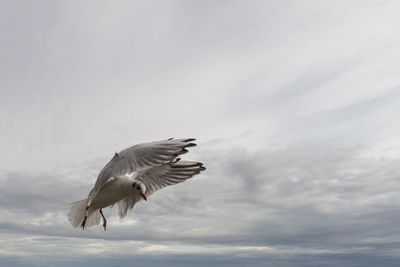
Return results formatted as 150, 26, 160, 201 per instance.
67, 138, 205, 230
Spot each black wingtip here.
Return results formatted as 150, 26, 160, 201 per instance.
171, 157, 181, 163
185, 143, 197, 148
198, 162, 206, 169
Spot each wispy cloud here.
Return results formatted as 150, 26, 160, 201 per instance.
1, 141, 400, 266
1, 0, 400, 266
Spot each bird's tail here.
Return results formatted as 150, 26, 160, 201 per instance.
67, 198, 100, 228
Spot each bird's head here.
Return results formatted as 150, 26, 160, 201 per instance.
132, 181, 147, 201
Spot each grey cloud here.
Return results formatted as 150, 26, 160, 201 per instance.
0, 171, 89, 213
1, 142, 400, 264
191, 143, 400, 250
1, 0, 400, 266
1, 252, 399, 267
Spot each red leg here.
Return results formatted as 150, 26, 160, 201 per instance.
81, 206, 89, 230
99, 209, 107, 231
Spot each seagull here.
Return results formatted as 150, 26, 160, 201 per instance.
67, 138, 205, 230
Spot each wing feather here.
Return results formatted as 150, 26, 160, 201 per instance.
90, 138, 197, 198
116, 160, 205, 218
136, 160, 206, 195
117, 194, 141, 218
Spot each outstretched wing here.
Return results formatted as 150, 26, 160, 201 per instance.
117, 160, 206, 218
91, 138, 197, 196
136, 160, 206, 195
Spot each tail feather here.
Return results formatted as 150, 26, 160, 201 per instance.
67, 198, 100, 228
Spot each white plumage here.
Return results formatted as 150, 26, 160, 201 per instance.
67, 138, 205, 230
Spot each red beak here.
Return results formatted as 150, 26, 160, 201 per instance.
141, 193, 147, 201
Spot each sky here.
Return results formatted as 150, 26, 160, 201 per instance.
1, 0, 400, 266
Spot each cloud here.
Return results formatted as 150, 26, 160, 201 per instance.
1, 141, 400, 266
1, 0, 400, 266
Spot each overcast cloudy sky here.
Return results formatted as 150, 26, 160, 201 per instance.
1, 0, 400, 266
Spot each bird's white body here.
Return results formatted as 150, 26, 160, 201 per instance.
90, 175, 136, 211
67, 138, 205, 230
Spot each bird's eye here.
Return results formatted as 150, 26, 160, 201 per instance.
136, 186, 140, 190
